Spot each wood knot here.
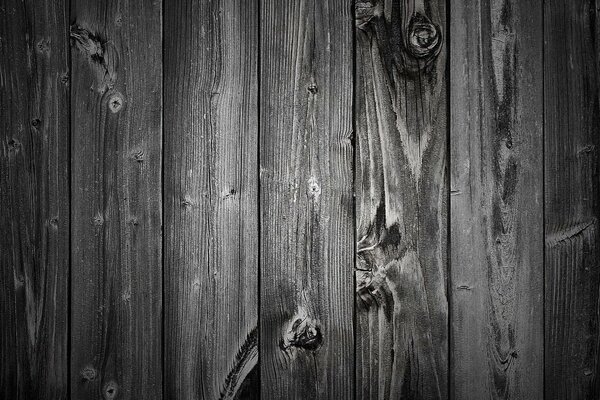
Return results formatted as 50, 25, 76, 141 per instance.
80, 365, 97, 381
307, 177, 321, 199
7, 138, 21, 152
15, 274, 25, 287
578, 144, 596, 155
70, 24, 117, 93
31, 118, 41, 129
280, 317, 322, 352
93, 213, 104, 226
103, 381, 118, 400
60, 72, 70, 85
108, 92, 124, 113
181, 195, 195, 208
131, 149, 145, 162
407, 14, 441, 59
307, 83, 318, 94
222, 188, 236, 199
36, 38, 51, 55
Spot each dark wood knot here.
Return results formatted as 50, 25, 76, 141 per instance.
103, 381, 118, 400
280, 317, 322, 352
406, 14, 441, 59
80, 365, 97, 381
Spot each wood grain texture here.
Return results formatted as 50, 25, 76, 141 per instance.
70, 1, 162, 399
0, 1, 69, 399
354, 0, 447, 398
259, 1, 354, 398
544, 0, 600, 398
450, 0, 544, 398
163, 1, 258, 399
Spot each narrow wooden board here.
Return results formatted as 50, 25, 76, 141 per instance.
70, 1, 162, 399
259, 1, 354, 398
450, 0, 544, 398
163, 1, 259, 399
544, 1, 600, 398
0, 1, 69, 398
354, 0, 448, 398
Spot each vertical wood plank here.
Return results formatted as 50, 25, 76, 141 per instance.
354, 0, 448, 397
544, 1, 600, 398
163, 1, 259, 399
70, 1, 162, 399
0, 1, 69, 398
450, 0, 544, 398
260, 1, 354, 398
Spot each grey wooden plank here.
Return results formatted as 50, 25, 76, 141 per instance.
259, 1, 354, 398
0, 1, 69, 398
450, 1, 544, 398
354, 0, 448, 398
544, 1, 600, 398
69, 1, 163, 399
163, 1, 259, 399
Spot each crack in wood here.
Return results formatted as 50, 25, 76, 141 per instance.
219, 327, 258, 400
546, 219, 598, 247
70, 24, 118, 93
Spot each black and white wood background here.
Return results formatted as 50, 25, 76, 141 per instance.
1, 0, 599, 399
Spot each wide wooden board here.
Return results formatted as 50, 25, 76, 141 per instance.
450, 0, 544, 398
0, 1, 69, 398
260, 0, 354, 398
544, 1, 600, 398
163, 1, 259, 399
354, 0, 448, 398
70, 1, 163, 398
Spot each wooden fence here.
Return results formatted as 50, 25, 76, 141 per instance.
1, 0, 599, 399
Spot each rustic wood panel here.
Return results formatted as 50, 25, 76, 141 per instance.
450, 0, 544, 398
0, 1, 69, 399
70, 1, 162, 399
354, 0, 448, 398
259, 1, 354, 398
544, 0, 600, 398
163, 1, 259, 399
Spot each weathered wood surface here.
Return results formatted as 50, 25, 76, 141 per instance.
450, 0, 544, 398
0, 1, 69, 398
259, 0, 354, 398
163, 1, 259, 399
544, 0, 600, 398
70, 1, 163, 399
2, 2, 600, 399
354, 0, 448, 398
